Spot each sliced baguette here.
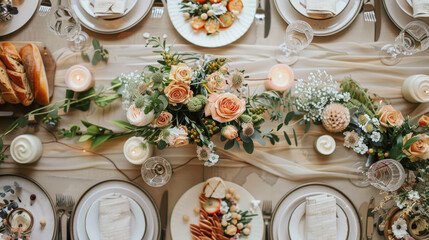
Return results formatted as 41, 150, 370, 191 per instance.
0, 95, 4, 104
203, 177, 226, 199
6, 70, 33, 106
0, 60, 20, 104
19, 43, 50, 105
0, 43, 25, 73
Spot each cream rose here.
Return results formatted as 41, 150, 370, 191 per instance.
152, 111, 173, 128
169, 63, 193, 83
206, 72, 227, 92
127, 104, 155, 126
204, 93, 246, 123
222, 125, 238, 140
166, 126, 189, 147
378, 105, 404, 127
403, 133, 429, 162
164, 81, 193, 105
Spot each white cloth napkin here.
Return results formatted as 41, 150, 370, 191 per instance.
93, 0, 126, 18
305, 194, 337, 240
305, 0, 336, 17
412, 0, 429, 18
99, 194, 131, 240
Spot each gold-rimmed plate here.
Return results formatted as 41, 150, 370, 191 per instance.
289, 0, 350, 20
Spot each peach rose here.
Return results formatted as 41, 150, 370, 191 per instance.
378, 105, 405, 127
204, 93, 246, 123
206, 72, 227, 92
418, 115, 429, 127
403, 133, 429, 162
152, 111, 173, 128
222, 125, 238, 140
126, 104, 155, 126
164, 81, 193, 105
169, 63, 193, 83
166, 126, 189, 147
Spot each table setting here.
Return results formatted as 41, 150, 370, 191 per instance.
0, 0, 428, 240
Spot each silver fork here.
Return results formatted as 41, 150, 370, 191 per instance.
65, 195, 75, 240
56, 194, 66, 240
255, 0, 265, 23
151, 0, 164, 19
262, 200, 272, 240
363, 2, 376, 22
38, 0, 52, 16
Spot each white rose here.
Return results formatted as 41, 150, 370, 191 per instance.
126, 104, 155, 126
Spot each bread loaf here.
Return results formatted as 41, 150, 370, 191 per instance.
0, 43, 25, 73
0, 60, 20, 104
19, 43, 49, 105
203, 177, 226, 199
0, 95, 5, 104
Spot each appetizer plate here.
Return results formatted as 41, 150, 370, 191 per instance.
289, 0, 350, 20
85, 194, 146, 240
167, 0, 257, 48
271, 183, 360, 240
274, 0, 363, 36
0, 174, 56, 240
383, 0, 429, 30
288, 202, 349, 240
70, 0, 154, 34
79, 0, 138, 19
72, 180, 160, 240
0, 0, 41, 36
171, 181, 263, 240
0, 41, 55, 117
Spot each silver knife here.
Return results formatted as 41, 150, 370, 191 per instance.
374, 0, 381, 41
359, 201, 368, 240
160, 190, 168, 240
264, 0, 271, 38
366, 197, 375, 240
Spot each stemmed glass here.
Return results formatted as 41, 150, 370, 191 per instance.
141, 156, 172, 187
275, 20, 314, 65
46, 5, 90, 52
350, 159, 406, 191
380, 21, 429, 65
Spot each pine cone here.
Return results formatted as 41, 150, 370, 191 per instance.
322, 103, 350, 133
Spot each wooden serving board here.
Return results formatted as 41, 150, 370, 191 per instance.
0, 42, 56, 117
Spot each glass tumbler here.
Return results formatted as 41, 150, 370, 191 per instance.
141, 156, 172, 187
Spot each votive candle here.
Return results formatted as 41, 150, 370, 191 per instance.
10, 134, 43, 164
123, 136, 153, 165
402, 74, 429, 103
266, 64, 294, 91
65, 65, 93, 92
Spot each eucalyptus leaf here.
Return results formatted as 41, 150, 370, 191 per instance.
92, 51, 102, 65
79, 134, 94, 142
87, 125, 100, 134
81, 51, 90, 62
0, 138, 3, 150
284, 111, 295, 125
157, 140, 167, 150
110, 120, 135, 130
293, 129, 298, 146
283, 131, 292, 145
304, 121, 311, 134
92, 38, 101, 49
90, 134, 112, 149
224, 140, 235, 150
243, 140, 254, 154
94, 94, 120, 108
17, 116, 28, 128
276, 124, 283, 131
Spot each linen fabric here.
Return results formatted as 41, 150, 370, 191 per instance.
99, 194, 131, 240
306, 0, 336, 17
412, 0, 429, 18
93, 0, 126, 17
305, 194, 337, 240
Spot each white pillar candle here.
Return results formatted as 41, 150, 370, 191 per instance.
266, 64, 295, 91
315, 135, 336, 155
65, 65, 93, 92
402, 74, 429, 103
123, 136, 153, 165
10, 134, 43, 164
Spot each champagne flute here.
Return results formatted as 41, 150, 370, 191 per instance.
46, 5, 90, 52
275, 20, 314, 65
350, 159, 406, 191
380, 21, 429, 65
141, 156, 172, 187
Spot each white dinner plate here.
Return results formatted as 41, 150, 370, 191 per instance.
0, 0, 40, 36
79, 0, 138, 19
170, 181, 264, 240
70, 0, 154, 34
396, 0, 414, 17
383, 0, 429, 30
273, 0, 363, 36
167, 0, 256, 48
72, 180, 160, 240
0, 174, 56, 240
288, 202, 349, 240
289, 0, 350, 20
85, 194, 146, 240
271, 183, 360, 240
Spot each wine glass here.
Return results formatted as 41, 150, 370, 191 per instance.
350, 159, 406, 191
275, 20, 314, 65
141, 156, 172, 187
380, 21, 429, 65
46, 5, 90, 52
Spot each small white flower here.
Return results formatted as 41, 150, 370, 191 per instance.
372, 118, 380, 127
370, 132, 381, 142
208, 141, 215, 150
197, 146, 212, 161
222, 212, 232, 222
211, 3, 227, 15
396, 200, 406, 209
392, 218, 408, 239
220, 201, 229, 213
204, 153, 219, 167
408, 190, 420, 200
353, 142, 368, 155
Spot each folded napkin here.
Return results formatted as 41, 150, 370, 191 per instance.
412, 0, 429, 18
93, 0, 126, 18
305, 194, 337, 240
305, 0, 337, 18
99, 194, 131, 240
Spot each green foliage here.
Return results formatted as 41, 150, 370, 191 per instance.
81, 39, 109, 65
340, 77, 380, 117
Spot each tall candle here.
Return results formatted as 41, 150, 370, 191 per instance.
266, 64, 294, 91
10, 134, 43, 164
65, 65, 93, 92
123, 136, 153, 165
402, 74, 429, 103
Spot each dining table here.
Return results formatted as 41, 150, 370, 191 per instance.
0, 0, 428, 239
